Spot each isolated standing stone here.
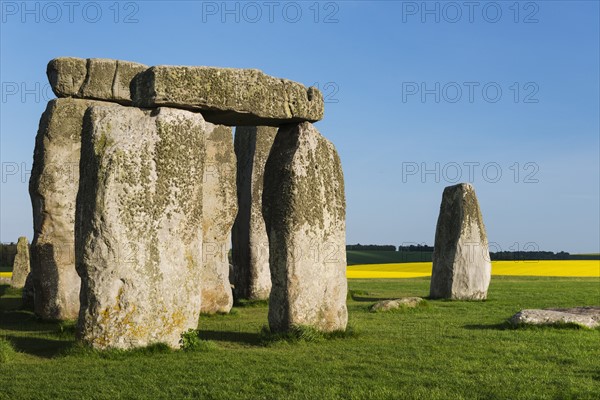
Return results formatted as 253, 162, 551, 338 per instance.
29, 98, 105, 320
132, 66, 324, 126
201, 124, 237, 314
10, 237, 30, 288
430, 183, 491, 300
47, 57, 147, 104
263, 122, 348, 333
231, 126, 277, 300
76, 104, 206, 349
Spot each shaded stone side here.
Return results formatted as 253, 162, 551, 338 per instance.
10, 237, 30, 288
262, 122, 348, 333
231, 126, 277, 301
22, 273, 35, 311
29, 98, 106, 320
47, 57, 147, 104
430, 183, 491, 300
76, 104, 206, 349
200, 124, 237, 314
132, 66, 324, 126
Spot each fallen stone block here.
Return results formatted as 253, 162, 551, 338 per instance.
370, 297, 425, 312
510, 307, 600, 329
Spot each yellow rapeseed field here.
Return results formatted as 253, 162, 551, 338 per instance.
346, 260, 600, 279
1, 261, 598, 280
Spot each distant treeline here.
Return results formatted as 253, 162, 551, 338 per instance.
346, 244, 599, 261
346, 244, 397, 251
346, 244, 434, 252
398, 244, 434, 252
0, 243, 17, 267
490, 251, 595, 261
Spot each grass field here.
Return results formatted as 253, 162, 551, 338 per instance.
1, 276, 599, 399
347, 260, 600, 279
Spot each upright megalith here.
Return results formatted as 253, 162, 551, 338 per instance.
29, 98, 105, 320
231, 126, 277, 301
76, 104, 206, 349
10, 237, 30, 288
132, 66, 324, 126
430, 183, 491, 300
262, 122, 348, 333
201, 124, 237, 314
47, 57, 147, 104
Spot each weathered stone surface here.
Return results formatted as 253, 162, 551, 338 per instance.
262, 122, 347, 333
200, 124, 237, 314
231, 126, 277, 300
47, 57, 147, 104
430, 183, 491, 300
76, 104, 206, 349
10, 237, 30, 288
29, 98, 106, 320
46, 57, 87, 98
510, 307, 600, 329
132, 66, 324, 126
370, 297, 425, 312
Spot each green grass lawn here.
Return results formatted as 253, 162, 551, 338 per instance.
1, 277, 599, 399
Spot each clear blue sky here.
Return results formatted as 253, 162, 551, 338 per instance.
1, 1, 599, 253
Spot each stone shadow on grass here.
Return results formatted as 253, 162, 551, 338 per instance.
3, 334, 74, 359
0, 284, 10, 297
0, 310, 63, 332
198, 329, 263, 346
348, 291, 395, 303
350, 295, 393, 303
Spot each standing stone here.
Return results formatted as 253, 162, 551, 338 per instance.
430, 183, 491, 300
29, 98, 105, 320
231, 126, 277, 300
47, 57, 147, 104
200, 124, 237, 314
76, 104, 206, 349
132, 66, 324, 126
10, 237, 30, 288
262, 122, 348, 333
